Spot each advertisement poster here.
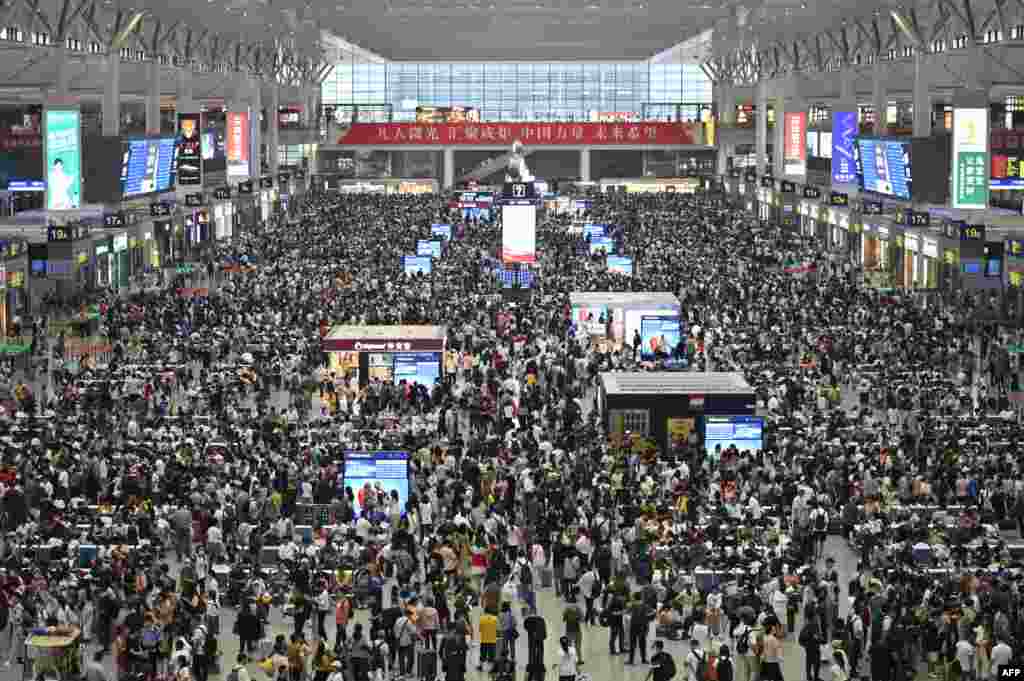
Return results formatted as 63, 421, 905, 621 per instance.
783, 112, 807, 176
44, 108, 81, 210
226, 110, 250, 179
640, 315, 681, 359
831, 111, 857, 183
953, 108, 989, 209
176, 114, 202, 185
666, 417, 695, 451
501, 204, 536, 264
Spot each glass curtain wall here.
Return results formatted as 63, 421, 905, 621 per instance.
323, 62, 711, 122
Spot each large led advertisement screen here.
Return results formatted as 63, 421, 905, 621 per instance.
343, 451, 409, 514
952, 108, 988, 209
783, 112, 807, 176
121, 138, 177, 198
44, 108, 81, 210
226, 110, 250, 179
639, 315, 681, 359
854, 137, 912, 200
176, 114, 202, 186
501, 203, 537, 263
831, 111, 857, 183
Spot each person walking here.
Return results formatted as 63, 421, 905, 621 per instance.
555, 636, 578, 681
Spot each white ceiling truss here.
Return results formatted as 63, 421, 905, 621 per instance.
703, 0, 1024, 91
0, 0, 328, 97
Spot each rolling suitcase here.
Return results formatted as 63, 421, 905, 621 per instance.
540, 567, 553, 589
417, 647, 437, 680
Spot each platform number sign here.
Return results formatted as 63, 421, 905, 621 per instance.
502, 182, 534, 200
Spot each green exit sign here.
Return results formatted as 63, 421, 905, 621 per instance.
176, 264, 194, 274
1008, 344, 1024, 353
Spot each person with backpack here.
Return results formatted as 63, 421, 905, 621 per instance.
517, 553, 537, 613
577, 566, 601, 626
799, 605, 824, 681
809, 502, 829, 560
646, 640, 678, 681
227, 653, 251, 681
731, 615, 758, 681
715, 645, 734, 681
440, 621, 468, 681
685, 638, 706, 681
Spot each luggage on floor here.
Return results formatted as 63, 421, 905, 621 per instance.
417, 648, 437, 680
526, 663, 545, 681
540, 567, 553, 588
999, 519, 1017, 531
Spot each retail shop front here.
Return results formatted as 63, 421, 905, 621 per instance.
322, 325, 447, 389
825, 206, 852, 254
598, 177, 702, 194
756, 177, 775, 224
860, 219, 895, 290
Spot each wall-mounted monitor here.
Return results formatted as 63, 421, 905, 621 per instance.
121, 137, 178, 198
854, 137, 912, 200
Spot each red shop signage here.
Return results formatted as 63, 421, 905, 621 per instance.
323, 338, 446, 353
337, 122, 702, 146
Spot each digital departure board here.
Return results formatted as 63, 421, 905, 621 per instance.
121, 137, 177, 198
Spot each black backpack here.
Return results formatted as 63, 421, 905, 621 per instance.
663, 654, 677, 680
815, 512, 828, 532
590, 577, 602, 599
735, 627, 750, 655
520, 562, 533, 586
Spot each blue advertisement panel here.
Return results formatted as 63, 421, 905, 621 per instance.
583, 223, 606, 239
831, 111, 858, 184
393, 352, 441, 387
402, 255, 432, 275
431, 223, 452, 239
589, 236, 614, 255
607, 256, 633, 275
640, 315, 681, 359
417, 240, 442, 258
342, 451, 409, 514
704, 415, 764, 457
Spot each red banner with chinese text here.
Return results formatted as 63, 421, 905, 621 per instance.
337, 122, 703, 146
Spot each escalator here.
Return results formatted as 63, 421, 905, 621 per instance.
457, 147, 535, 184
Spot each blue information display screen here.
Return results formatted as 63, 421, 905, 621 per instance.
121, 137, 177, 197
402, 255, 432, 275
343, 451, 409, 514
583, 223, 606, 239
417, 239, 442, 258
855, 138, 911, 200
640, 315, 681, 359
589, 236, 614, 255
498, 269, 534, 288
607, 256, 633, 276
431, 224, 452, 239
393, 352, 441, 386
704, 415, 764, 457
